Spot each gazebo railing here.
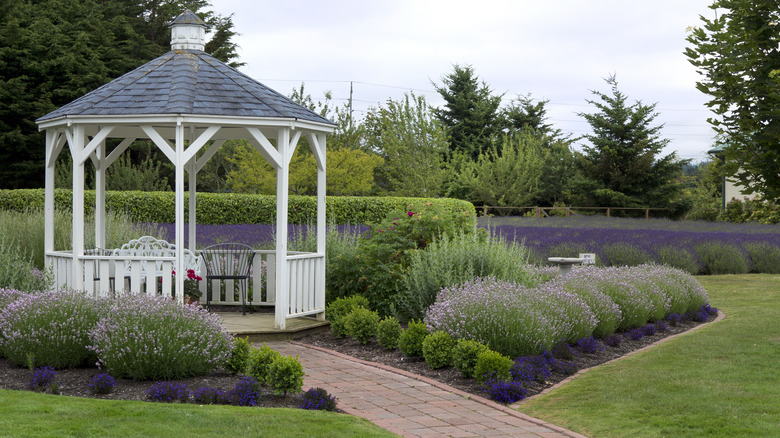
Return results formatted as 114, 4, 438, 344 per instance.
46, 249, 326, 324
47, 251, 175, 297
285, 252, 325, 318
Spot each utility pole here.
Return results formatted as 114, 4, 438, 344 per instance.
349, 81, 354, 130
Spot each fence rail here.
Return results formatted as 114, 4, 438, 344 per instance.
477, 206, 722, 220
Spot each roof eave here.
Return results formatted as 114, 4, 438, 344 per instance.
37, 114, 336, 133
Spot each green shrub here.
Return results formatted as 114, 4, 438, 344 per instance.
267, 355, 305, 396
0, 189, 475, 226
344, 307, 380, 344
397, 231, 534, 322
330, 201, 477, 316
0, 291, 107, 368
326, 295, 369, 337
225, 337, 252, 374
247, 344, 282, 384
376, 316, 403, 350
398, 320, 429, 357
744, 242, 780, 274
421, 331, 456, 369
88, 294, 232, 380
452, 339, 490, 378
474, 350, 513, 384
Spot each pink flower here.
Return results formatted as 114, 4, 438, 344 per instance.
408, 211, 414, 217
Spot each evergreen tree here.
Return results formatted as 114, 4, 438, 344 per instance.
433, 64, 503, 160
574, 76, 687, 208
685, 0, 780, 201
0, 0, 241, 189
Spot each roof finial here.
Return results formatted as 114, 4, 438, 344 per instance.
170, 9, 206, 51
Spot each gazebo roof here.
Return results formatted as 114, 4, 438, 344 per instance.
37, 49, 334, 125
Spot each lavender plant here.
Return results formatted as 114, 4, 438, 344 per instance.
146, 381, 189, 403
0, 290, 108, 368
426, 277, 593, 357
397, 230, 535, 321
87, 294, 232, 380
88, 373, 116, 394
695, 242, 750, 275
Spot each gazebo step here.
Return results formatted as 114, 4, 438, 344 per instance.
215, 312, 330, 342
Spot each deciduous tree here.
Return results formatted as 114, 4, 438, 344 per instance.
685, 0, 780, 201
364, 93, 448, 197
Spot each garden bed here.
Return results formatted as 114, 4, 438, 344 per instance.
295, 317, 709, 401
0, 316, 710, 407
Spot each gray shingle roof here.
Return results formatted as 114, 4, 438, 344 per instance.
37, 50, 335, 125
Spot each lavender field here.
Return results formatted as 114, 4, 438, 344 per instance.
148, 215, 780, 275
480, 216, 780, 274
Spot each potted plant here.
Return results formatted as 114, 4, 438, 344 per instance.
182, 269, 203, 305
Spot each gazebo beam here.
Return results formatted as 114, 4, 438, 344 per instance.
69, 125, 86, 291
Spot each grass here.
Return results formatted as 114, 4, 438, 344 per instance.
518, 274, 780, 438
0, 389, 396, 438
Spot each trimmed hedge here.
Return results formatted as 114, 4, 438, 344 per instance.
0, 189, 475, 225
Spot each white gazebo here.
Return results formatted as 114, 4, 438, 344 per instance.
36, 10, 335, 328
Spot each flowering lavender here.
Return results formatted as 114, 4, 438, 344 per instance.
481, 215, 780, 274
88, 373, 116, 394
425, 277, 592, 357
146, 381, 189, 403
0, 290, 108, 368
628, 328, 645, 340
87, 293, 233, 380
0, 287, 26, 311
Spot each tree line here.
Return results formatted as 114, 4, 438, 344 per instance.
1, 0, 775, 213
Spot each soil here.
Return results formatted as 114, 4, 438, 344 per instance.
0, 317, 711, 408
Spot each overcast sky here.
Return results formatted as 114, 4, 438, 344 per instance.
209, 0, 717, 162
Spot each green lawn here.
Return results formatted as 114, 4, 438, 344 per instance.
0, 389, 397, 438
518, 274, 780, 438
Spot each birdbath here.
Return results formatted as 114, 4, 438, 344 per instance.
547, 257, 586, 277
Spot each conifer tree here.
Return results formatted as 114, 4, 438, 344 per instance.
574, 76, 687, 208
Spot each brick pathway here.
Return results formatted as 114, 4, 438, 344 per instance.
266, 341, 585, 438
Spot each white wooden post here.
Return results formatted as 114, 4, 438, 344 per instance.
70, 125, 86, 292
44, 130, 56, 268
95, 139, 106, 249
174, 120, 185, 302
315, 133, 327, 321
187, 160, 197, 252
275, 127, 290, 329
